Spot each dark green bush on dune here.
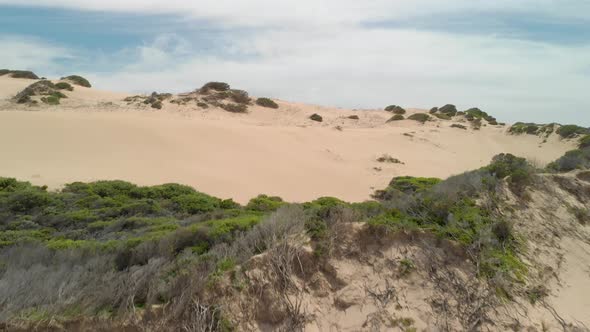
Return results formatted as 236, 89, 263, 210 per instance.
310, 113, 323, 122
229, 89, 251, 104
55, 82, 74, 91
61, 75, 92, 88
556, 124, 589, 139
438, 104, 457, 116
201, 81, 230, 93
221, 103, 248, 113
387, 114, 405, 122
256, 97, 279, 109
407, 113, 430, 123
385, 105, 406, 114
1, 70, 39, 79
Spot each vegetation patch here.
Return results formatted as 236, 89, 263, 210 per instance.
61, 75, 91, 88
556, 124, 590, 139
438, 104, 457, 116
1, 70, 39, 79
221, 103, 248, 113
229, 89, 251, 104
200, 82, 231, 93
256, 97, 279, 109
385, 105, 406, 114
387, 114, 405, 122
407, 113, 430, 123
309, 113, 323, 122
376, 154, 404, 164
55, 82, 74, 91
451, 124, 467, 130
347, 115, 359, 120
434, 113, 451, 120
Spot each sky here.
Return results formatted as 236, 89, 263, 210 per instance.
0, 1, 589, 125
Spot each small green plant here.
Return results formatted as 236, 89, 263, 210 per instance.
246, 194, 286, 212
578, 135, 590, 148
41, 95, 60, 105
310, 113, 323, 122
398, 258, 415, 276
255, 97, 279, 109
7, 70, 39, 79
61, 75, 91, 87
407, 113, 430, 123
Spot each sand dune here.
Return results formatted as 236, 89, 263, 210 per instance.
0, 76, 576, 203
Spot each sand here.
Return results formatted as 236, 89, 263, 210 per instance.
0, 76, 576, 203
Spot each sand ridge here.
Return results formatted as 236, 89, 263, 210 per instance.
0, 76, 576, 203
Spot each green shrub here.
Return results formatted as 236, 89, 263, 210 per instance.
434, 113, 451, 120
486, 153, 534, 194
407, 113, 430, 123
197, 102, 209, 109
429, 107, 438, 114
229, 90, 251, 104
385, 105, 406, 114
310, 113, 323, 122
347, 115, 359, 120
151, 101, 163, 109
387, 114, 404, 122
579, 135, 590, 149
55, 82, 74, 91
547, 147, 590, 172
255, 97, 279, 109
438, 104, 457, 116
556, 125, 589, 139
41, 96, 60, 105
246, 195, 286, 212
172, 193, 220, 214
7, 189, 53, 213
221, 103, 248, 113
8, 70, 39, 79
61, 75, 91, 88
201, 82, 230, 93
0, 69, 10, 76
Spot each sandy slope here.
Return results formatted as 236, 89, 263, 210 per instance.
0, 76, 576, 203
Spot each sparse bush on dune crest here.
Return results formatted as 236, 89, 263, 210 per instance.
0, 69, 39, 79
61, 75, 91, 88
407, 113, 430, 123
387, 114, 404, 122
200, 81, 230, 93
384, 105, 406, 114
256, 97, 279, 109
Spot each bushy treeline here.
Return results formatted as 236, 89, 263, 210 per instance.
0, 146, 587, 328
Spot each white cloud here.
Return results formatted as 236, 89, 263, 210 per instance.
0, 35, 74, 76
84, 27, 590, 125
1, 1, 589, 125
1, 0, 589, 27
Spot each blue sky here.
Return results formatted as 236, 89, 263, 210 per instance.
1, 1, 589, 125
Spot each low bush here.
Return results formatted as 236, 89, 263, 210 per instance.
438, 104, 457, 116
347, 115, 359, 120
255, 97, 279, 109
471, 118, 482, 130
557, 125, 589, 139
309, 113, 323, 122
197, 102, 209, 109
41, 95, 61, 105
221, 103, 248, 113
547, 147, 590, 172
385, 105, 406, 114
7, 70, 39, 79
407, 113, 430, 123
61, 75, 91, 88
486, 153, 535, 195
246, 195, 286, 212
434, 113, 451, 120
201, 82, 230, 93
0, 69, 10, 76
429, 107, 438, 114
387, 114, 404, 122
55, 82, 74, 91
229, 90, 251, 104
451, 124, 467, 130
579, 135, 590, 149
